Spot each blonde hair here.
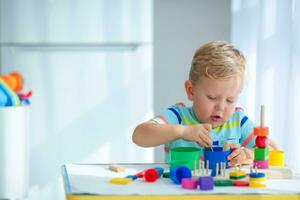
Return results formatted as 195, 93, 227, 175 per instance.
189, 40, 246, 85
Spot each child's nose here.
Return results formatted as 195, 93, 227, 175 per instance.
215, 100, 226, 111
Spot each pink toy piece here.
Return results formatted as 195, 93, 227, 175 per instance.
181, 178, 198, 190
254, 160, 269, 169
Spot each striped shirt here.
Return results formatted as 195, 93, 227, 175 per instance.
151, 103, 255, 161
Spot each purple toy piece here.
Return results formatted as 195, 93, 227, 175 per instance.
198, 176, 214, 190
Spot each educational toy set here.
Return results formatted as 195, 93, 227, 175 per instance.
108, 105, 291, 191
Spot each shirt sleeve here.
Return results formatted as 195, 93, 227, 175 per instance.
239, 112, 255, 148
150, 105, 182, 125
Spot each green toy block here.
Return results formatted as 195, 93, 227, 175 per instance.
214, 179, 234, 186
255, 148, 269, 160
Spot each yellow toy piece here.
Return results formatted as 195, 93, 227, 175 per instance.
229, 170, 247, 177
249, 181, 266, 188
109, 178, 133, 185
269, 150, 285, 167
249, 177, 266, 182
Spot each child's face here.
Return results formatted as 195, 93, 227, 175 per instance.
185, 76, 242, 128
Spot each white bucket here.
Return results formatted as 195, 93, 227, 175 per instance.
0, 105, 29, 199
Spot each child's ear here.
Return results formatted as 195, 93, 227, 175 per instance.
185, 80, 194, 101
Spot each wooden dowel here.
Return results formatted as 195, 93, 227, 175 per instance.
260, 105, 265, 127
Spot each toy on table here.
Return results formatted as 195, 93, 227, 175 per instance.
170, 147, 201, 170
170, 166, 192, 184
229, 165, 247, 180
203, 146, 231, 176
249, 166, 266, 188
109, 167, 164, 185
109, 164, 125, 173
214, 162, 234, 186
253, 105, 269, 169
194, 160, 214, 190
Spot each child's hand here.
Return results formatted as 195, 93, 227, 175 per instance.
180, 124, 213, 147
266, 138, 279, 150
227, 144, 252, 166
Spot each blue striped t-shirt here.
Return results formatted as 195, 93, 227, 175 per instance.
151, 103, 255, 161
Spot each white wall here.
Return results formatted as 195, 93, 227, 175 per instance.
153, 0, 231, 162
0, 1, 153, 199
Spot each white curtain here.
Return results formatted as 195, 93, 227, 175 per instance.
232, 0, 300, 173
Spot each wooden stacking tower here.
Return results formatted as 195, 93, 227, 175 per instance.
253, 105, 269, 169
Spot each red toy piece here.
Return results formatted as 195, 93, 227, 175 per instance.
144, 168, 159, 182
256, 136, 267, 148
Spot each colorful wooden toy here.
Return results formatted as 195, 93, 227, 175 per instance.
214, 179, 234, 186
255, 148, 269, 160
249, 171, 266, 188
170, 166, 192, 184
253, 160, 269, 169
269, 150, 285, 167
181, 178, 198, 189
234, 180, 249, 187
255, 136, 267, 148
254, 105, 269, 169
203, 147, 231, 176
109, 164, 125, 172
109, 178, 133, 185
199, 176, 214, 190
229, 168, 247, 180
144, 168, 159, 182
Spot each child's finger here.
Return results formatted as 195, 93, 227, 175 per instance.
196, 137, 210, 147
203, 123, 212, 131
227, 148, 240, 160
230, 143, 239, 150
266, 138, 279, 150
199, 134, 212, 147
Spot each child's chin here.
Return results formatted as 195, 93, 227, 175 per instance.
211, 121, 222, 128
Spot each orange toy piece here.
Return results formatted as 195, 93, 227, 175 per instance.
0, 72, 24, 92
253, 127, 269, 136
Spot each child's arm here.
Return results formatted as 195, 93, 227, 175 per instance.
132, 121, 213, 147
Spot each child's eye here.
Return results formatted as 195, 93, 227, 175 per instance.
227, 99, 235, 103
207, 95, 216, 100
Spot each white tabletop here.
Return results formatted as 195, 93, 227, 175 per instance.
62, 163, 300, 196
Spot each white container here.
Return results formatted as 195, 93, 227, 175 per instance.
0, 105, 29, 199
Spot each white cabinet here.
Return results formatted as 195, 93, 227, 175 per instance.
0, 0, 152, 43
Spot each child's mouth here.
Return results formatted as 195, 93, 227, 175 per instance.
211, 115, 223, 122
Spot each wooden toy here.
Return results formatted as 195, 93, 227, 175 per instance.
234, 180, 249, 187
264, 166, 293, 179
269, 150, 285, 167
229, 166, 247, 180
170, 166, 192, 184
254, 105, 269, 169
144, 168, 159, 182
199, 176, 214, 190
109, 164, 125, 172
249, 169, 266, 188
203, 147, 231, 176
255, 148, 269, 160
214, 179, 234, 186
253, 160, 269, 169
125, 175, 138, 180
255, 136, 267, 148
181, 178, 198, 189
109, 178, 133, 185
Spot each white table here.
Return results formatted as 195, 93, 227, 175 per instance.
62, 163, 300, 200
